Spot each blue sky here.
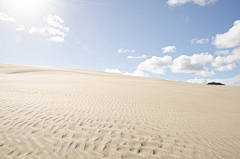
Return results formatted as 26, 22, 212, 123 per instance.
0, 0, 240, 85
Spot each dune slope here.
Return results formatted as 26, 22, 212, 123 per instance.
0, 63, 240, 159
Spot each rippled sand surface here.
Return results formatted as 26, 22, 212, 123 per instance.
0, 63, 240, 159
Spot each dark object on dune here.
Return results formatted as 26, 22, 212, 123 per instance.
207, 82, 225, 85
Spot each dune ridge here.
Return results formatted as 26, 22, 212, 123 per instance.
0, 63, 240, 159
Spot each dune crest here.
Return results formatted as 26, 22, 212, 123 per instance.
0, 63, 240, 159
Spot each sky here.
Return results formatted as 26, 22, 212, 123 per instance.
0, 0, 240, 86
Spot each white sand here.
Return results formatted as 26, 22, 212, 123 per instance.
0, 63, 240, 159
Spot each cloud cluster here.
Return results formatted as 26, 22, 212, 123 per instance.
118, 48, 135, 53
211, 47, 240, 68
44, 15, 70, 33
127, 55, 147, 59
171, 53, 214, 73
122, 70, 149, 77
29, 27, 66, 37
196, 70, 215, 77
0, 12, 15, 22
135, 50, 237, 76
214, 50, 230, 55
110, 18, 240, 81
29, 15, 69, 43
134, 49, 239, 76
137, 56, 173, 74
190, 38, 209, 44
162, 46, 176, 54
105, 69, 122, 74
188, 75, 240, 86
212, 20, 240, 49
170, 49, 239, 74
115, 46, 239, 78
188, 78, 210, 84
215, 63, 236, 72
167, 0, 217, 7
104, 69, 149, 77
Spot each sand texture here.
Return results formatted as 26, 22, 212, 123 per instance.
0, 63, 240, 159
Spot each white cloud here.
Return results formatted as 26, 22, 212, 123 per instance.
45, 15, 64, 24
171, 53, 214, 73
105, 69, 121, 74
118, 48, 135, 53
188, 75, 240, 86
150, 69, 166, 74
171, 55, 205, 73
29, 15, 69, 43
137, 56, 173, 72
162, 46, 176, 54
29, 27, 46, 35
123, 70, 149, 77
212, 75, 240, 86
29, 27, 66, 37
211, 56, 225, 67
167, 0, 217, 7
117, 49, 123, 53
211, 47, 240, 67
212, 20, 240, 49
188, 78, 210, 84
0, 12, 15, 22
16, 25, 25, 31
214, 50, 230, 55
46, 36, 64, 43
215, 63, 236, 72
44, 15, 69, 32
190, 52, 214, 64
105, 69, 149, 77
46, 27, 66, 37
196, 70, 215, 77
190, 38, 209, 44
127, 55, 147, 59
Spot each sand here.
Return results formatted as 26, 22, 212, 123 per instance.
0, 63, 240, 159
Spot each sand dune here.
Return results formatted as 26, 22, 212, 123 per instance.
0, 63, 240, 159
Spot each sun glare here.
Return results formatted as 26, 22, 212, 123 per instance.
7, 0, 46, 14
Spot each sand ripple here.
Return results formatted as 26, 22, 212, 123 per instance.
0, 63, 240, 158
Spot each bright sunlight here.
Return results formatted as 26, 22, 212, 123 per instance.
7, 0, 47, 14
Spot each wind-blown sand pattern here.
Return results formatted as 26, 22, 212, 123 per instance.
0, 63, 240, 159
